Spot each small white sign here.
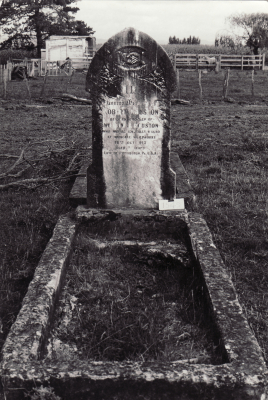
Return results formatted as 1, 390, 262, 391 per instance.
159, 198, 185, 210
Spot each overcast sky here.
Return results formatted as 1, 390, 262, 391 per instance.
75, 0, 268, 45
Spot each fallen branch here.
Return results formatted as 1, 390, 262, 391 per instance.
0, 166, 31, 180
61, 93, 92, 104
0, 154, 20, 159
0, 137, 90, 190
171, 99, 190, 105
0, 172, 86, 191
66, 153, 81, 172
0, 149, 25, 178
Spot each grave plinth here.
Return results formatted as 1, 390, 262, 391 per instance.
86, 27, 177, 209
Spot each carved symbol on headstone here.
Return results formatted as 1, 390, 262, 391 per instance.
126, 52, 140, 65
116, 46, 146, 69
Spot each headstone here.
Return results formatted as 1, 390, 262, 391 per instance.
86, 27, 177, 209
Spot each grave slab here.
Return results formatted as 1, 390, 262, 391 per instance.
1, 208, 267, 400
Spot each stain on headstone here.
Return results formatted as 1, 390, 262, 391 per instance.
87, 27, 177, 209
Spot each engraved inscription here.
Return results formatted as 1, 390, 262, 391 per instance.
102, 96, 163, 158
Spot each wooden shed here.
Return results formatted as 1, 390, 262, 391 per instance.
44, 35, 96, 61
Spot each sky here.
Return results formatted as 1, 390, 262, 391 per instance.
75, 0, 268, 45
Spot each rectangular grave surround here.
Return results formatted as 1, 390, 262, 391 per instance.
45, 214, 224, 366
1, 209, 267, 400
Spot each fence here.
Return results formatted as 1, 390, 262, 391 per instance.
0, 56, 93, 82
0, 59, 42, 83
41, 57, 92, 76
173, 53, 265, 70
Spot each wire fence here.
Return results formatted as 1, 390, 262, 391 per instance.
0, 69, 89, 101
1, 67, 268, 103
173, 68, 268, 102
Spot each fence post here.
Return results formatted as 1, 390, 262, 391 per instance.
241, 55, 244, 71
262, 54, 265, 70
223, 68, 230, 99
198, 69, 202, 100
3, 68, 8, 99
40, 70, 48, 97
251, 69, 255, 96
173, 55, 180, 99
176, 69, 180, 99
196, 54, 198, 70
7, 61, 12, 81
23, 69, 31, 101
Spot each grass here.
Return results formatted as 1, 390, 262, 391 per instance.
171, 102, 268, 363
49, 219, 222, 364
0, 158, 79, 351
1, 72, 90, 100
0, 73, 89, 355
162, 43, 253, 55
175, 69, 268, 103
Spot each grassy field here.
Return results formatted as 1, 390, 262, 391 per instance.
175, 69, 268, 103
0, 70, 268, 389
171, 102, 268, 362
0, 74, 90, 360
162, 43, 252, 55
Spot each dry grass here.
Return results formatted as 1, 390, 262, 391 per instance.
49, 220, 222, 364
175, 69, 268, 103
0, 74, 90, 354
172, 103, 268, 363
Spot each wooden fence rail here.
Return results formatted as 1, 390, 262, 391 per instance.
41, 57, 92, 76
173, 53, 265, 70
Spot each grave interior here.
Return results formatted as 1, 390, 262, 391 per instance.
44, 214, 225, 365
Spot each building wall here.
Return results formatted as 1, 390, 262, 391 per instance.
45, 36, 95, 61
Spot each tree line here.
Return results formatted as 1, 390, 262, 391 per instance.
169, 35, 201, 45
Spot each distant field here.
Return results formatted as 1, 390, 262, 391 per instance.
162, 44, 252, 55
95, 43, 267, 65
96, 43, 254, 55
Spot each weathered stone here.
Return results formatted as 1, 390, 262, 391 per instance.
86, 27, 177, 209
70, 153, 194, 207
2, 211, 267, 400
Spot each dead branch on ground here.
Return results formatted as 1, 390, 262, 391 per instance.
58, 93, 92, 104
0, 137, 90, 190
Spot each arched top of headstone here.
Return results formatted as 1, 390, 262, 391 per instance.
87, 27, 176, 94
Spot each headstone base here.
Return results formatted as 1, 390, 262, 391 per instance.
69, 152, 194, 208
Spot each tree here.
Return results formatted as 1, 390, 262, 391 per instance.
227, 13, 268, 54
0, 0, 94, 57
